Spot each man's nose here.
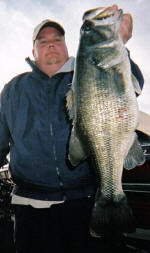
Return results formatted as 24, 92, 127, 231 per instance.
48, 42, 54, 48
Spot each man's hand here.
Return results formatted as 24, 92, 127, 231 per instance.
111, 5, 133, 44
119, 13, 133, 44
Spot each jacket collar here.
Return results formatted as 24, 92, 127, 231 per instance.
55, 57, 75, 74
25, 56, 75, 77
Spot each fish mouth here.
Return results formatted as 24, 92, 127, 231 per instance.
83, 6, 123, 25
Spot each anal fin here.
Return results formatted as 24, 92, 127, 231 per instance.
124, 132, 145, 170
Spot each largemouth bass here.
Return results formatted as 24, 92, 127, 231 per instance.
66, 6, 145, 236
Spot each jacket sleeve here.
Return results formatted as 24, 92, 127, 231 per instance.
0, 88, 10, 167
128, 50, 144, 96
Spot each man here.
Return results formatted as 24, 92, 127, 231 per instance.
0, 7, 144, 253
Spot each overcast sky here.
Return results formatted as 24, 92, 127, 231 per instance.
0, 0, 150, 114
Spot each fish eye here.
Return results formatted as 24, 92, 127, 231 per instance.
84, 25, 91, 32
81, 20, 92, 33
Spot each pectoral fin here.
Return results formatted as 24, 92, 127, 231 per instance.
66, 87, 75, 120
68, 126, 88, 167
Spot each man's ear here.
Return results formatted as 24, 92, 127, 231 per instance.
32, 48, 35, 58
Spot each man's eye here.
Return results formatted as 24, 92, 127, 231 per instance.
55, 39, 61, 42
40, 40, 47, 44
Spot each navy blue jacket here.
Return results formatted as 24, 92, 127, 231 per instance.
0, 56, 144, 200
0, 57, 95, 200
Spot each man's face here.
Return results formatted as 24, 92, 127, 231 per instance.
32, 27, 69, 72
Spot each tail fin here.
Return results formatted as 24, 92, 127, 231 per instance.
90, 191, 136, 237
